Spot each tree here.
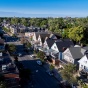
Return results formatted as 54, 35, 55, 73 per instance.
49, 64, 54, 71
0, 74, 6, 88
21, 18, 27, 26
68, 26, 84, 43
5, 44, 9, 51
8, 44, 16, 52
11, 17, 18, 25
37, 51, 45, 61
25, 42, 31, 49
60, 64, 77, 85
20, 37, 27, 44
0, 82, 7, 88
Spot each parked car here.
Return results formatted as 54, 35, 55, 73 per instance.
36, 60, 42, 65
18, 53, 22, 57
30, 54, 36, 58
46, 70, 53, 76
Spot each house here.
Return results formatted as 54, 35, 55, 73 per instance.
44, 38, 55, 50
10, 25, 17, 35
17, 25, 26, 33
51, 39, 74, 53
49, 33, 62, 39
51, 39, 74, 59
63, 47, 84, 65
38, 34, 50, 46
0, 39, 4, 56
25, 32, 34, 38
78, 54, 88, 73
32, 32, 48, 41
4, 73, 20, 88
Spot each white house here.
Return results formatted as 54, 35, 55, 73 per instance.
51, 39, 74, 59
32, 32, 49, 42
10, 26, 17, 34
37, 34, 50, 46
51, 43, 59, 52
25, 32, 34, 38
78, 54, 88, 72
63, 47, 84, 64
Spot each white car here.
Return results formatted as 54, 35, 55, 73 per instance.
30, 54, 36, 58
36, 60, 42, 65
18, 53, 22, 57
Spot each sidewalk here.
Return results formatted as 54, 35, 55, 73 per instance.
43, 62, 62, 82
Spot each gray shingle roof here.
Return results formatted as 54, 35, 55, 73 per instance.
69, 47, 83, 59
39, 34, 50, 43
34, 32, 48, 40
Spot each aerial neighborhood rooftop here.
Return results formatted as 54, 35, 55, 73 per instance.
0, 17, 88, 88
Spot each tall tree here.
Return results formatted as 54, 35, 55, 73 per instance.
68, 26, 84, 43
60, 64, 77, 85
11, 17, 18, 25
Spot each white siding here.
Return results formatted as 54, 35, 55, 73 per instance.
38, 35, 41, 42
33, 33, 36, 41
63, 48, 74, 64
43, 41, 49, 49
51, 43, 59, 52
78, 55, 88, 70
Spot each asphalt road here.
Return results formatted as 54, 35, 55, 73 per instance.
18, 56, 60, 88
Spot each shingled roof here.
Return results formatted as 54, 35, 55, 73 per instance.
39, 34, 50, 43
34, 32, 49, 40
46, 38, 55, 48
69, 47, 83, 59
55, 39, 74, 52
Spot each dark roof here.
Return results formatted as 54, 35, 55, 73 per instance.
46, 38, 55, 48
69, 47, 83, 59
35, 32, 48, 40
39, 34, 50, 43
53, 33, 62, 39
86, 54, 88, 59
83, 46, 88, 50
55, 39, 74, 52
49, 33, 62, 39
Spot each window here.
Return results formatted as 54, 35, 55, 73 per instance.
81, 65, 83, 67
54, 46, 56, 49
84, 61, 87, 63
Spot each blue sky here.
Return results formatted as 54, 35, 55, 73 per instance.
0, 0, 88, 17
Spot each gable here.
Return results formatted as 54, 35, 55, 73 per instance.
44, 40, 48, 46
63, 48, 73, 59
38, 35, 41, 41
49, 34, 57, 39
51, 43, 59, 52
78, 55, 88, 67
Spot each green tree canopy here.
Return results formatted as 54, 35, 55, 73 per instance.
60, 64, 77, 84
68, 26, 84, 42
8, 44, 16, 52
11, 17, 19, 25
37, 51, 45, 61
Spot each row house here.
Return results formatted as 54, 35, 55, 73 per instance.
10, 25, 17, 35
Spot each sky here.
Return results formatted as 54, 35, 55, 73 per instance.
0, 0, 88, 17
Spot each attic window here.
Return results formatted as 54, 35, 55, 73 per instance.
84, 61, 87, 63
54, 46, 56, 49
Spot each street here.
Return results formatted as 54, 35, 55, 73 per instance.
0, 27, 61, 88
18, 55, 61, 88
